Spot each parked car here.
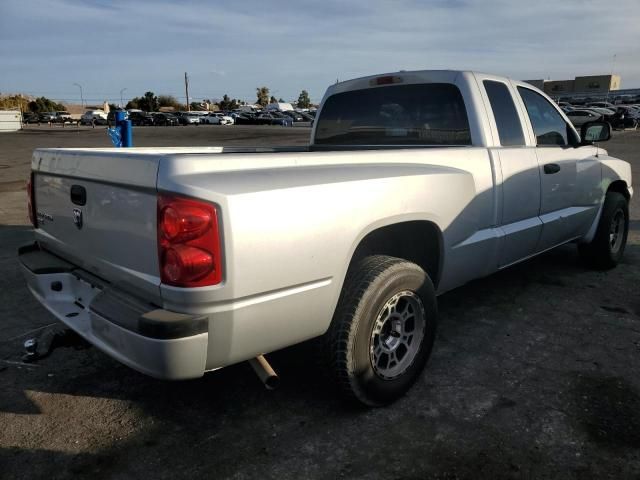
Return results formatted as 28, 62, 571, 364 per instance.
20, 70, 632, 407
587, 101, 616, 109
233, 113, 260, 125
54, 111, 73, 123
615, 105, 640, 118
202, 113, 234, 125
39, 112, 58, 123
21, 113, 41, 124
153, 113, 179, 126
255, 112, 293, 126
79, 110, 108, 125
565, 109, 603, 127
128, 111, 155, 126
611, 107, 639, 130
297, 111, 315, 122
282, 111, 305, 122
178, 113, 202, 125
587, 107, 616, 122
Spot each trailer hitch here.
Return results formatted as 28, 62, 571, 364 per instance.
22, 325, 89, 363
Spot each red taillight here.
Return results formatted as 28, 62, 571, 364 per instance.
27, 172, 36, 227
369, 75, 403, 86
161, 204, 212, 242
158, 194, 222, 287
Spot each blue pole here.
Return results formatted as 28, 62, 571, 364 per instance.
115, 111, 133, 147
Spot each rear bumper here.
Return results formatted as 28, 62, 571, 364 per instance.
19, 243, 208, 379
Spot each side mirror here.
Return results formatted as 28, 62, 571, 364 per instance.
581, 121, 611, 144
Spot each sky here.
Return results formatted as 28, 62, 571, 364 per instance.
1, 0, 639, 106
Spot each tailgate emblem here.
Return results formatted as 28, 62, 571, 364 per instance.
72, 208, 83, 229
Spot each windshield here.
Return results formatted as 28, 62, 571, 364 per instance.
314, 83, 471, 146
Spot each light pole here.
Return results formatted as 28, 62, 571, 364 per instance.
73, 83, 84, 109
120, 88, 127, 109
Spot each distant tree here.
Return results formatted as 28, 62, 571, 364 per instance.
297, 90, 311, 109
125, 98, 140, 110
217, 94, 239, 111
256, 87, 270, 107
190, 101, 205, 111
269, 96, 277, 104
125, 92, 158, 112
278, 98, 285, 103
218, 94, 231, 110
0, 94, 27, 110
27, 96, 65, 113
158, 95, 182, 110
142, 91, 159, 112
145, 92, 158, 111
108, 103, 118, 111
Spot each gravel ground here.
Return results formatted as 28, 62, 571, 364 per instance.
0, 125, 639, 479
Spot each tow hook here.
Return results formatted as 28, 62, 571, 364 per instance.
22, 325, 89, 363
248, 355, 279, 390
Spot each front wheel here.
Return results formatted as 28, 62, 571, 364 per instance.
322, 255, 437, 407
579, 191, 629, 269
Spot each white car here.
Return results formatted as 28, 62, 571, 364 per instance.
79, 110, 108, 125
202, 113, 234, 125
181, 113, 202, 125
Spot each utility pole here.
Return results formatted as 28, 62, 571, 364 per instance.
120, 88, 127, 109
184, 72, 190, 112
73, 83, 84, 109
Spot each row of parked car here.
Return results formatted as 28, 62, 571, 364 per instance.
22, 111, 72, 124
21, 108, 318, 128
138, 109, 316, 127
560, 101, 640, 130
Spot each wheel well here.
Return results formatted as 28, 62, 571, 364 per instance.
350, 221, 442, 288
608, 180, 630, 201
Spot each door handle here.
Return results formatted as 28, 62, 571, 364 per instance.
543, 163, 561, 174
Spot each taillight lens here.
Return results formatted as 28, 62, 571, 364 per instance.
158, 194, 222, 287
161, 204, 212, 242
27, 172, 36, 227
369, 75, 403, 86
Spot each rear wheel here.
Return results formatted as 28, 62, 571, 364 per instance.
579, 191, 629, 269
322, 255, 437, 407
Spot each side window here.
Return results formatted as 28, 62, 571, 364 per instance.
483, 80, 525, 146
518, 87, 575, 147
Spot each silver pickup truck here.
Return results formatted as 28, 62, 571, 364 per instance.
20, 70, 632, 406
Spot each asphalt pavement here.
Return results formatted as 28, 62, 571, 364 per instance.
0, 125, 638, 479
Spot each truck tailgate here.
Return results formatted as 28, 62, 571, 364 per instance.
32, 148, 161, 301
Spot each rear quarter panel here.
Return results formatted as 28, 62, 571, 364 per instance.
157, 147, 496, 368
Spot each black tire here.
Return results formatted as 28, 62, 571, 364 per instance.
322, 255, 437, 407
579, 191, 629, 269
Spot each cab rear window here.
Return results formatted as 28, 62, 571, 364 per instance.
314, 83, 471, 146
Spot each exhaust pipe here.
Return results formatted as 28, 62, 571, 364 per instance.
249, 355, 279, 390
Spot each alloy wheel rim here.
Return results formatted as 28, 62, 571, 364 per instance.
609, 209, 625, 254
369, 290, 426, 380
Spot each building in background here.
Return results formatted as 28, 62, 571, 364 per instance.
544, 80, 576, 95
523, 74, 621, 96
573, 75, 621, 94
523, 79, 544, 90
